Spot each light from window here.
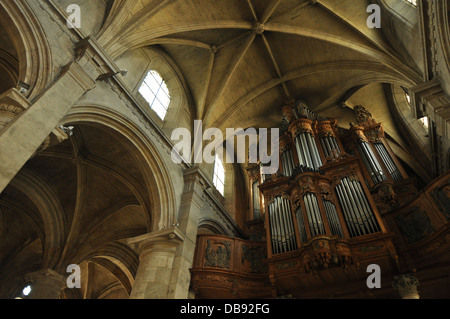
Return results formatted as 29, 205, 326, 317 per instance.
419, 116, 429, 130
213, 155, 225, 196
22, 285, 31, 296
406, 0, 417, 7
139, 70, 170, 120
405, 92, 411, 105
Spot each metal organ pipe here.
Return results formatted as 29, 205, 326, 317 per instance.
336, 185, 358, 237
338, 181, 364, 237
336, 178, 381, 237
357, 142, 386, 184
278, 197, 287, 252
320, 139, 329, 158
349, 179, 381, 233
282, 197, 296, 251
307, 134, 323, 170
300, 134, 313, 169
331, 137, 340, 153
294, 132, 322, 171
323, 199, 344, 237
282, 149, 295, 177
304, 193, 325, 237
269, 197, 297, 255
343, 178, 371, 234
374, 143, 403, 182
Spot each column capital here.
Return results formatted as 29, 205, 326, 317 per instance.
126, 227, 185, 255
392, 274, 420, 299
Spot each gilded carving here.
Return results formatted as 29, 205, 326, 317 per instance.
354, 105, 377, 126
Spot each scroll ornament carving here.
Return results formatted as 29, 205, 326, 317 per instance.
354, 105, 377, 126
319, 184, 334, 203
365, 124, 384, 143
302, 237, 353, 274
377, 183, 400, 210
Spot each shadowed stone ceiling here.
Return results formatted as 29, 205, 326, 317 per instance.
92, 0, 421, 138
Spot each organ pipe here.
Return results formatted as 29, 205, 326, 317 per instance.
336, 178, 381, 237
282, 149, 295, 177
320, 136, 341, 159
296, 205, 308, 243
294, 133, 322, 171
374, 142, 403, 182
323, 199, 344, 237
303, 193, 326, 237
268, 197, 297, 255
357, 141, 386, 184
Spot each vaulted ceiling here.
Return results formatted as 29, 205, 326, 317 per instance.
94, 0, 421, 131
81, 0, 425, 177
0, 0, 432, 299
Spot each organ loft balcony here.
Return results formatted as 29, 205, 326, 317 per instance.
190, 102, 450, 299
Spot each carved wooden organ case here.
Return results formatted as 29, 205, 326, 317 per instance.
255, 101, 411, 295
191, 101, 450, 299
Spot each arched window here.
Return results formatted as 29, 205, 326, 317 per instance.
15, 284, 32, 299
405, 92, 411, 105
419, 116, 429, 130
213, 155, 225, 196
138, 70, 171, 120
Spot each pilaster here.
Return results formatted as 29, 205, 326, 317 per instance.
167, 166, 208, 299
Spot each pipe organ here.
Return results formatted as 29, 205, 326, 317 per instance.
256, 101, 408, 258
193, 102, 450, 299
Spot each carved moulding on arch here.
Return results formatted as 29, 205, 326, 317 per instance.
0, 0, 53, 99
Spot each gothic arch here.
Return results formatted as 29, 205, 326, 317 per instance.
63, 105, 178, 232
0, 0, 53, 99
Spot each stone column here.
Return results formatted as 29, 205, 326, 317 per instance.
167, 166, 206, 299
0, 36, 122, 193
128, 228, 184, 299
24, 269, 67, 299
392, 274, 420, 299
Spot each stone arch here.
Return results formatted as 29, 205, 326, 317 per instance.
63, 105, 178, 232
198, 218, 232, 236
0, 1, 53, 98
9, 170, 67, 270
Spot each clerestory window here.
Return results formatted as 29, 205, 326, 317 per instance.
139, 70, 171, 120
405, 0, 417, 7
213, 155, 225, 196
